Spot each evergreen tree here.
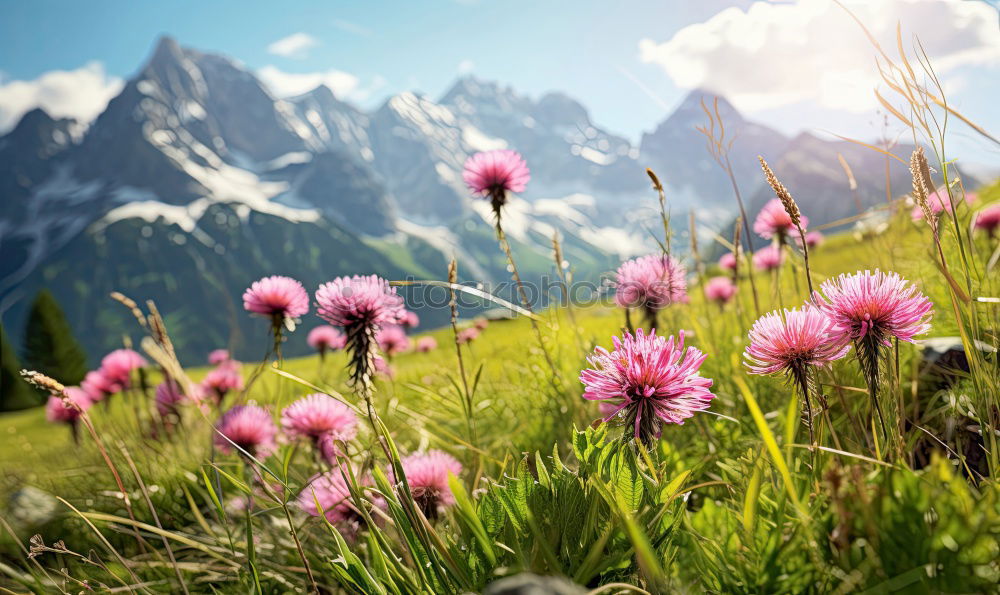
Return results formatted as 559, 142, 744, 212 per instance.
21, 289, 88, 386
1, 323, 40, 410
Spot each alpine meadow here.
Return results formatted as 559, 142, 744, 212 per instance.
2, 1, 1000, 593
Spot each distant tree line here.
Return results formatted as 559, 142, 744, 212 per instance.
1, 289, 88, 411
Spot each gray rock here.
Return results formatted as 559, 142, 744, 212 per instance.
6, 486, 60, 530
483, 573, 586, 595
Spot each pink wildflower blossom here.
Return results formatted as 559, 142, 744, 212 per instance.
416, 337, 437, 352
392, 450, 463, 519
703, 276, 737, 305
315, 275, 405, 329
580, 329, 714, 443
99, 349, 146, 388
462, 150, 530, 203
754, 198, 809, 240
281, 394, 358, 446
377, 325, 411, 356
614, 254, 688, 312
242, 275, 309, 321
753, 245, 785, 271
214, 405, 277, 457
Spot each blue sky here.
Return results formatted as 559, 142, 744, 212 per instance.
2, 0, 999, 164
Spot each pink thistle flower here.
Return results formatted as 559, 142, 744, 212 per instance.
392, 450, 463, 519
910, 187, 975, 221
614, 253, 688, 312
456, 327, 479, 345
316, 275, 405, 329
974, 204, 1000, 237
744, 307, 850, 377
797, 231, 824, 249
753, 245, 785, 271
307, 325, 346, 358
462, 149, 530, 207
214, 405, 277, 457
376, 325, 411, 356
401, 310, 420, 329
242, 275, 309, 322
718, 252, 738, 270
208, 349, 231, 365
202, 361, 244, 403
155, 380, 188, 417
473, 317, 489, 331
373, 355, 395, 379
46, 387, 92, 424
753, 198, 809, 240
281, 394, 358, 446
298, 470, 382, 535
416, 337, 438, 352
703, 276, 737, 305
81, 369, 119, 402
579, 329, 714, 443
99, 349, 147, 388
815, 270, 932, 346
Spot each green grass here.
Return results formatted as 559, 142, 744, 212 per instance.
2, 182, 999, 592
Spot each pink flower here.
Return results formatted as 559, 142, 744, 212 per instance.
718, 252, 738, 270
580, 329, 714, 443
316, 275, 405, 329
214, 405, 277, 457
416, 337, 438, 352
401, 310, 420, 329
392, 450, 463, 518
377, 325, 411, 356
46, 387, 92, 424
744, 307, 850, 376
463, 149, 530, 202
473, 317, 489, 331
307, 325, 346, 354
614, 253, 688, 311
373, 355, 395, 379
202, 361, 244, 402
703, 276, 737, 305
298, 470, 381, 535
155, 380, 187, 417
798, 231, 824, 249
754, 198, 809, 240
974, 204, 1000, 236
753, 245, 785, 271
99, 349, 147, 388
911, 187, 975, 220
281, 394, 358, 447
81, 369, 119, 401
456, 327, 479, 344
815, 270, 932, 346
208, 349, 231, 365
243, 275, 309, 321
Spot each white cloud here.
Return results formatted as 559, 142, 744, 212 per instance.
332, 19, 373, 38
457, 59, 475, 74
0, 62, 123, 133
267, 33, 320, 59
639, 0, 1000, 114
257, 65, 379, 103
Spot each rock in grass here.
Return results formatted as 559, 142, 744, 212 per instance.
484, 573, 585, 595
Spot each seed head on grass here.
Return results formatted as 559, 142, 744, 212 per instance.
580, 329, 714, 445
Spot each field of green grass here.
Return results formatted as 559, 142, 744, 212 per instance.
2, 180, 999, 593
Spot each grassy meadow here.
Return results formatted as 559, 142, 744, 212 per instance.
1, 173, 999, 593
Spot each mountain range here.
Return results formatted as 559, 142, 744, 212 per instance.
0, 36, 919, 364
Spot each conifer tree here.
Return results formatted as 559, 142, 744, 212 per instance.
1, 323, 40, 410
21, 289, 88, 386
